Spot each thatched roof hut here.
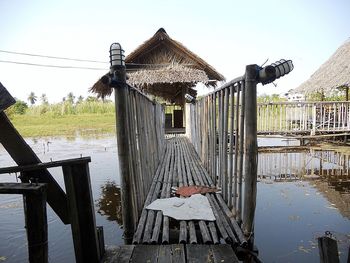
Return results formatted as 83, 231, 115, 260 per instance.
91, 28, 224, 103
293, 38, 350, 96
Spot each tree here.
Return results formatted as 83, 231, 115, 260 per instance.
67, 92, 75, 104
5, 99, 28, 117
27, 92, 37, 105
86, 96, 99, 102
40, 94, 48, 105
77, 95, 84, 103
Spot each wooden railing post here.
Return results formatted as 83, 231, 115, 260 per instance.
62, 162, 100, 263
0, 183, 48, 263
312, 104, 317, 135
242, 65, 258, 240
24, 186, 48, 263
112, 66, 135, 244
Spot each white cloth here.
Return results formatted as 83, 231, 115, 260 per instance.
146, 194, 216, 221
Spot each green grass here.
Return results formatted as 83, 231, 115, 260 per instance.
11, 113, 116, 137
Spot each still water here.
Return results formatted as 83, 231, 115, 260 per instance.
0, 135, 349, 262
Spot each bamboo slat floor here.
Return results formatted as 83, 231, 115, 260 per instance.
103, 244, 239, 263
132, 136, 246, 249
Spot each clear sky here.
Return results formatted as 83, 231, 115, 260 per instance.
1, 0, 349, 103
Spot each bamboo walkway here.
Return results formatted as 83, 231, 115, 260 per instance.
132, 136, 246, 248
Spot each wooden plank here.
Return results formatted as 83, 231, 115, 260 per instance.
0, 112, 69, 223
171, 244, 186, 263
211, 245, 239, 263
157, 245, 172, 263
186, 244, 213, 263
131, 245, 159, 263
112, 245, 135, 263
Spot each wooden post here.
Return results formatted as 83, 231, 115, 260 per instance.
185, 103, 192, 140
24, 187, 48, 263
0, 183, 48, 263
318, 234, 340, 263
112, 66, 135, 244
242, 65, 258, 240
62, 162, 100, 263
312, 104, 317, 136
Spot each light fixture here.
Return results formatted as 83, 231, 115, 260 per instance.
109, 43, 125, 68
271, 59, 293, 79
185, 93, 195, 103
259, 59, 294, 85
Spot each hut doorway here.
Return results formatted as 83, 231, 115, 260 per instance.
164, 104, 185, 133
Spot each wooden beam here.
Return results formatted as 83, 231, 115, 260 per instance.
0, 82, 15, 112
0, 112, 69, 223
0, 157, 91, 174
0, 183, 45, 194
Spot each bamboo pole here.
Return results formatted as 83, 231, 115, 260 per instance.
242, 65, 258, 240
112, 67, 135, 243
237, 81, 245, 223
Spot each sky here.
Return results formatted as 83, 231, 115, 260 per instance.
0, 0, 349, 103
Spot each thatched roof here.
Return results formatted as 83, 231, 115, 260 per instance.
294, 38, 350, 95
126, 28, 224, 82
127, 64, 209, 86
91, 28, 224, 102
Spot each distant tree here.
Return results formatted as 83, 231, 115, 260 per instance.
40, 94, 48, 105
257, 93, 284, 103
27, 92, 37, 105
77, 95, 84, 103
62, 97, 66, 102
86, 96, 99, 102
5, 99, 28, 117
67, 92, 75, 104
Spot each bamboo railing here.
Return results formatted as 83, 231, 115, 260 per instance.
114, 83, 165, 239
257, 101, 350, 135
186, 65, 262, 238
186, 76, 247, 223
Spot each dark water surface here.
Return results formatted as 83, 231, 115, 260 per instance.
0, 135, 123, 262
0, 135, 349, 262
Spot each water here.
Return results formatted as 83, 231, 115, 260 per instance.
0, 135, 123, 262
0, 135, 349, 262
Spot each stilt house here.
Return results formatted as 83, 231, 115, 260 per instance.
91, 28, 224, 133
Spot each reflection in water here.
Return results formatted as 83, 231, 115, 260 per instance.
96, 181, 122, 225
255, 144, 350, 263
258, 146, 350, 219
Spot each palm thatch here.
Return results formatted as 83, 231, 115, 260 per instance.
294, 38, 350, 95
127, 63, 209, 87
90, 28, 224, 102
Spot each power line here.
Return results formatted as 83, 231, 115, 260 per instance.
0, 59, 107, 70
0, 49, 108, 64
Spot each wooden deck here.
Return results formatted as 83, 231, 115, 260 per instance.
132, 137, 246, 251
103, 244, 239, 263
